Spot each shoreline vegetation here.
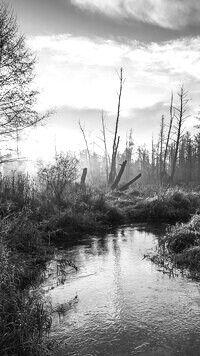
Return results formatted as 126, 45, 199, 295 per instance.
1, 169, 200, 355
148, 213, 200, 281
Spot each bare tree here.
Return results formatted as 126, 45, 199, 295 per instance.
79, 120, 93, 176
108, 68, 125, 185
151, 135, 156, 181
101, 111, 109, 184
159, 114, 164, 181
170, 86, 190, 182
125, 128, 134, 181
163, 92, 175, 175
0, 4, 50, 158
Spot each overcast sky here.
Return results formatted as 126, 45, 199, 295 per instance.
5, 0, 200, 159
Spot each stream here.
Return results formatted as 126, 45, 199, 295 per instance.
42, 224, 200, 355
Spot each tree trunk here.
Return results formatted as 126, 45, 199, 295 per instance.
170, 86, 189, 182
80, 168, 87, 186
101, 111, 109, 184
119, 173, 142, 191
163, 91, 174, 174
108, 68, 124, 185
111, 160, 127, 190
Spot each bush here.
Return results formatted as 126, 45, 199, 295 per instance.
38, 152, 78, 206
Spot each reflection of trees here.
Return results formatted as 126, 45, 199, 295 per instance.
112, 236, 121, 256
136, 223, 168, 237
97, 237, 109, 255
111, 233, 127, 336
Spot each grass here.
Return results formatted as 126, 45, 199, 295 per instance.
0, 239, 52, 356
1, 168, 200, 354
164, 213, 200, 275
116, 186, 200, 222
0, 172, 54, 355
146, 213, 200, 279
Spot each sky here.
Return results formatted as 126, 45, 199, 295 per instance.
4, 0, 200, 161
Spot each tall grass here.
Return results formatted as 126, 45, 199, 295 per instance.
0, 240, 52, 356
0, 173, 54, 356
121, 186, 200, 221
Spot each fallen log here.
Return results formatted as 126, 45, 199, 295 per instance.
119, 173, 142, 191
111, 160, 127, 190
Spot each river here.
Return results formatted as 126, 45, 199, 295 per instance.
42, 224, 200, 356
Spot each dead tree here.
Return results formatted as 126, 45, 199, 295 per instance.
151, 135, 156, 181
170, 86, 189, 182
163, 92, 175, 175
108, 68, 125, 185
111, 160, 127, 190
79, 121, 93, 177
159, 114, 165, 182
125, 129, 134, 181
101, 111, 109, 184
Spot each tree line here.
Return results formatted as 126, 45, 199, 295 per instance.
79, 83, 200, 188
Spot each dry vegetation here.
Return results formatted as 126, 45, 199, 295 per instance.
1, 151, 200, 354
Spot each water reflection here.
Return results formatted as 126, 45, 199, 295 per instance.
43, 224, 200, 356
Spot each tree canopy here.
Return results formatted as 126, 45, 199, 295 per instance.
0, 3, 49, 146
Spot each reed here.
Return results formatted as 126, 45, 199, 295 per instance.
0, 240, 52, 356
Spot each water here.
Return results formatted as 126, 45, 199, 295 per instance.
43, 224, 200, 355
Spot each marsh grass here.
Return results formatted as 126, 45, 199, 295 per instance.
0, 172, 37, 214
0, 240, 52, 356
166, 213, 200, 253
147, 213, 200, 279
120, 186, 200, 222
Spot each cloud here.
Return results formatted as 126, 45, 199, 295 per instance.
28, 34, 200, 80
27, 34, 200, 115
70, 0, 200, 30
27, 34, 131, 67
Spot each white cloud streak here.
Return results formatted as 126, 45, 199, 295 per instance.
27, 34, 200, 116
70, 0, 200, 30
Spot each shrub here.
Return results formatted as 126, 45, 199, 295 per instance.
38, 152, 78, 206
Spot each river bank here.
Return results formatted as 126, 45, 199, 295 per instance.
154, 213, 200, 280
42, 185, 200, 243
1, 175, 200, 355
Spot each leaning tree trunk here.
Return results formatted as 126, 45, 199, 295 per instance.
119, 173, 142, 191
111, 160, 127, 190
